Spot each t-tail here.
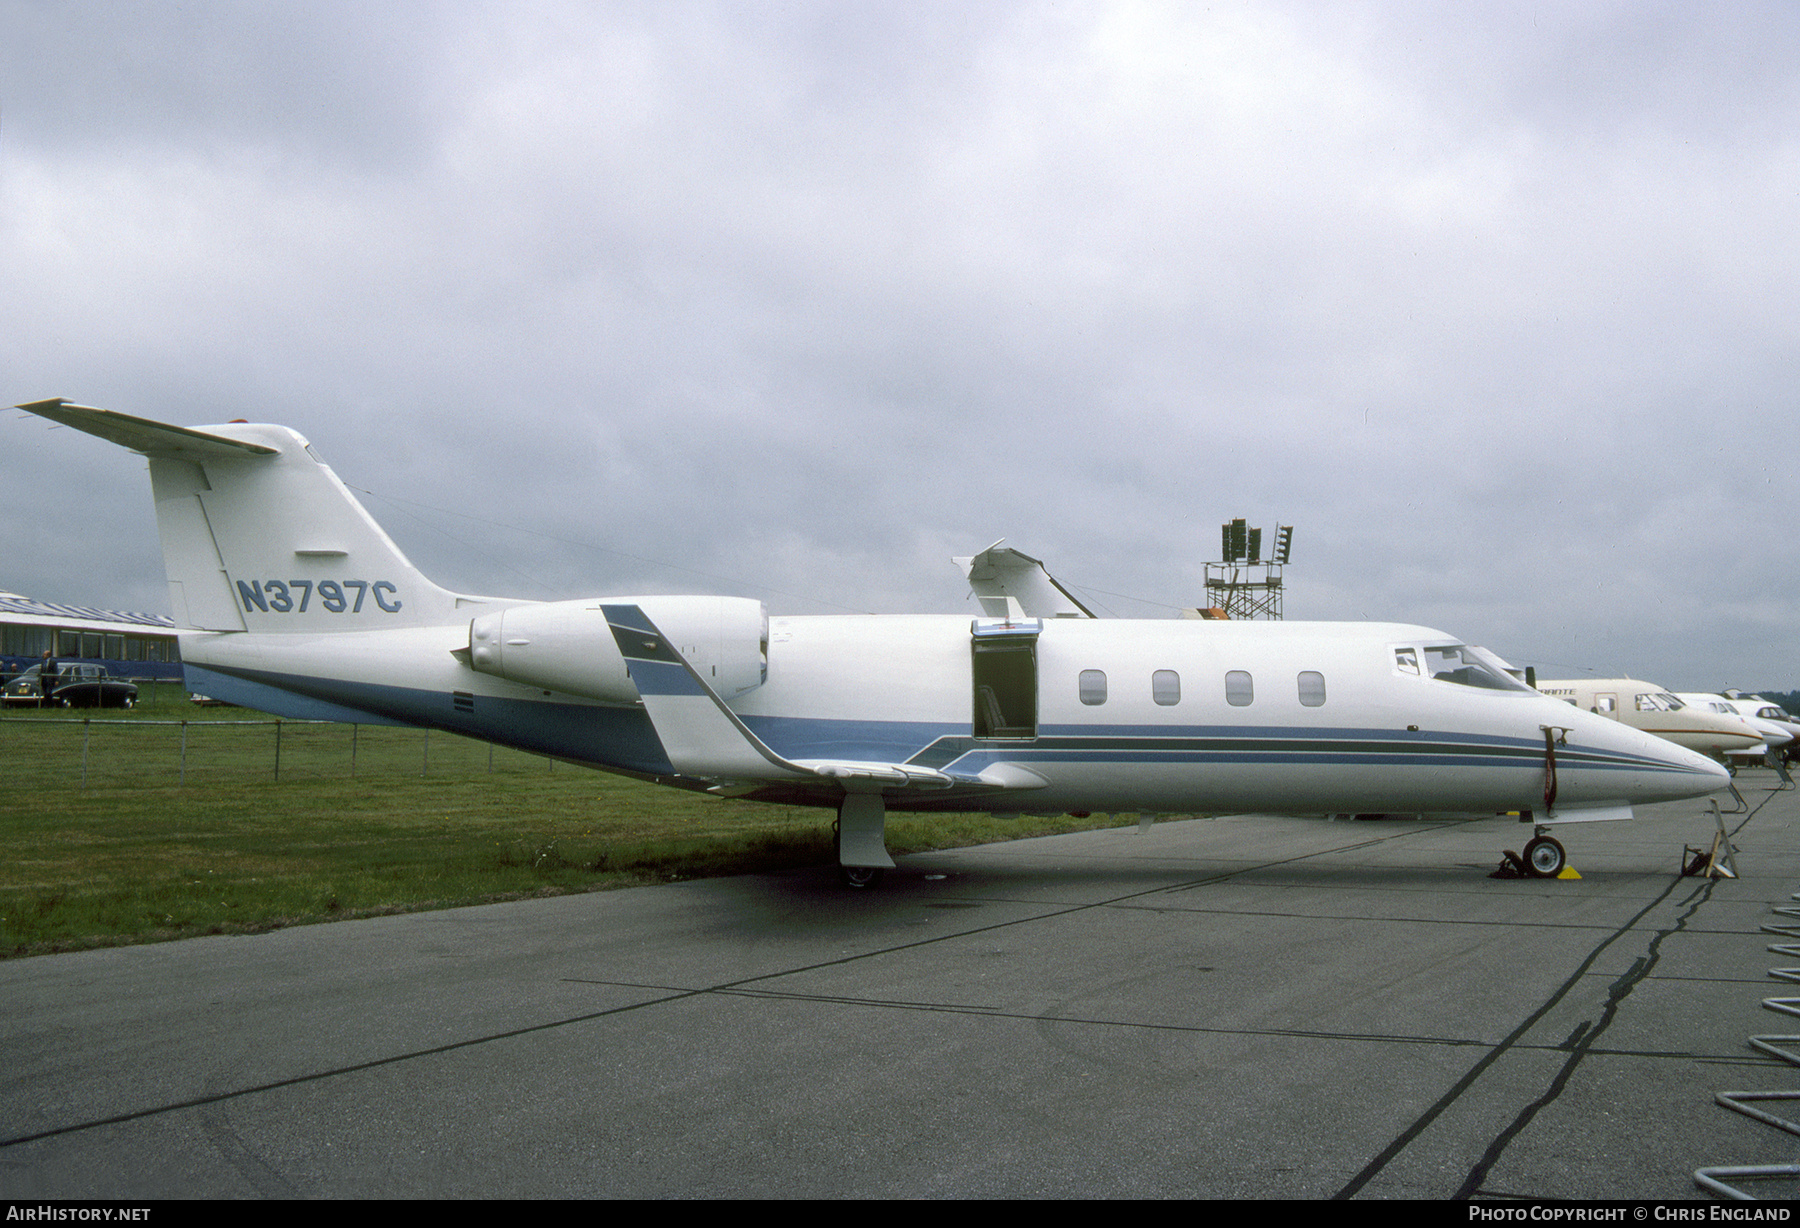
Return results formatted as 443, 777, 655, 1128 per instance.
18, 399, 471, 631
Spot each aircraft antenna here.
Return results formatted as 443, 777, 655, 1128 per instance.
1194, 519, 1291, 620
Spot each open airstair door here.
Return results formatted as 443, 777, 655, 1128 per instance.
972, 618, 1041, 740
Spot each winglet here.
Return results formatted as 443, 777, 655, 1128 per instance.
603, 603, 975, 793
603, 603, 809, 782
954, 541, 1096, 619
602, 603, 1055, 802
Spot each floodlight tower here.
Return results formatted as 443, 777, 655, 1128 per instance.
1199, 518, 1292, 619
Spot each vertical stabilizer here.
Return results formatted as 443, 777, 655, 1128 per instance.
17, 400, 467, 630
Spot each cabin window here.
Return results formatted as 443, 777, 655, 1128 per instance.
1152, 670, 1180, 706
1395, 648, 1419, 675
1079, 670, 1108, 705
1297, 671, 1326, 707
1225, 670, 1254, 707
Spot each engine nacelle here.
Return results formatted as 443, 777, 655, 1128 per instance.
467, 600, 639, 703
467, 595, 767, 702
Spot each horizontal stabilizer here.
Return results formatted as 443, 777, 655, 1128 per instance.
17, 399, 278, 458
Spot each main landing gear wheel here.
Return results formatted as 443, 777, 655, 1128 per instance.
1524, 835, 1566, 878
832, 822, 884, 888
832, 796, 895, 889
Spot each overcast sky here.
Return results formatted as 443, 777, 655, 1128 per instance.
4, 1, 1796, 690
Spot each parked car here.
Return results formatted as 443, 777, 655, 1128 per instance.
2, 663, 139, 709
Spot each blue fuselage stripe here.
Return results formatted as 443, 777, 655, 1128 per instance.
736, 714, 1695, 778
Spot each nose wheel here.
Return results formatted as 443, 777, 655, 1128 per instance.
1523, 834, 1566, 878
1493, 830, 1570, 879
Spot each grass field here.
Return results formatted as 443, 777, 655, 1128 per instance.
0, 703, 1128, 957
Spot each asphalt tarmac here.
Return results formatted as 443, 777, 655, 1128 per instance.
4, 776, 1799, 1200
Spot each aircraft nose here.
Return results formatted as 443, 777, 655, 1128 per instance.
1661, 740, 1731, 793
1582, 714, 1732, 802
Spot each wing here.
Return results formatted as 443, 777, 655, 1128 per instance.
953, 540, 1096, 619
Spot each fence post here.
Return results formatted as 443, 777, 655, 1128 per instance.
180, 720, 188, 785
274, 719, 282, 781
351, 723, 358, 777
81, 718, 91, 789
422, 727, 429, 777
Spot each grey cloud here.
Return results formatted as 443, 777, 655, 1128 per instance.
3, 1, 1797, 688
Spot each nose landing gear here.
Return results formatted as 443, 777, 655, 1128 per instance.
1492, 828, 1569, 879
1523, 834, 1566, 878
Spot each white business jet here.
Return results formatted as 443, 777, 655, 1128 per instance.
1671, 694, 1795, 768
1718, 692, 1800, 756
19, 400, 1729, 884
1534, 678, 1764, 764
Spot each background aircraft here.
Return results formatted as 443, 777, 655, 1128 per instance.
1535, 678, 1763, 766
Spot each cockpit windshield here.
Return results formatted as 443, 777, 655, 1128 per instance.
1421, 644, 1535, 693
1635, 692, 1684, 712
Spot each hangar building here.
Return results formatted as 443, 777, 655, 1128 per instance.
0, 591, 182, 684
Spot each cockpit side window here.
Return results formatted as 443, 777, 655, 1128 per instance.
1394, 647, 1419, 675
1422, 645, 1533, 692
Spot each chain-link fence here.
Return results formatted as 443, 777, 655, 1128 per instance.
1, 716, 565, 790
